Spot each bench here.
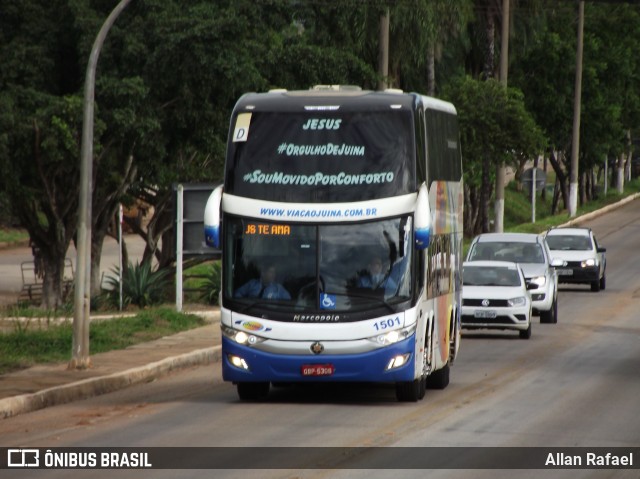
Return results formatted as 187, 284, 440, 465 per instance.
19, 258, 75, 304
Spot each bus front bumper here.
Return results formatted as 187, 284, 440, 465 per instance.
221, 335, 417, 383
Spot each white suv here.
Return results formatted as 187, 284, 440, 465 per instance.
544, 227, 606, 292
466, 233, 559, 323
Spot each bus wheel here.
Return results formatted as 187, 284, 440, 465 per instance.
237, 382, 270, 401
395, 376, 426, 402
427, 363, 450, 390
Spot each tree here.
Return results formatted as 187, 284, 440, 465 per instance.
510, 1, 640, 212
0, 0, 85, 308
0, 90, 83, 308
442, 77, 545, 236
389, 0, 473, 94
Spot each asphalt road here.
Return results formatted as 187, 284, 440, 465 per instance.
1, 201, 639, 479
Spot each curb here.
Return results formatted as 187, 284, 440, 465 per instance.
0, 345, 222, 420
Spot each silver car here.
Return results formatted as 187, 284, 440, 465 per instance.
544, 227, 606, 292
466, 233, 559, 323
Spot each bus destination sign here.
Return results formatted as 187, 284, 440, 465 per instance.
245, 223, 291, 236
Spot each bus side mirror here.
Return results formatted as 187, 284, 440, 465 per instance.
414, 183, 432, 250
204, 185, 223, 248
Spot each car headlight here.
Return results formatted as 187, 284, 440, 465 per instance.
529, 275, 546, 287
221, 324, 266, 346
508, 296, 527, 307
581, 258, 596, 267
367, 323, 417, 346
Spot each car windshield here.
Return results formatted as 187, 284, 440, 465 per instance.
546, 235, 592, 251
468, 242, 545, 264
223, 216, 412, 315
463, 266, 522, 287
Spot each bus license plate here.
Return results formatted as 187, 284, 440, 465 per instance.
474, 310, 497, 319
301, 364, 335, 376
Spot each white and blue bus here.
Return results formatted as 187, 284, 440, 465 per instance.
205, 86, 464, 402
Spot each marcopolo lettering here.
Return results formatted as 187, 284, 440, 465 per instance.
302, 118, 342, 130
293, 314, 340, 322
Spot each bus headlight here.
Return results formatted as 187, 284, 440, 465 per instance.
227, 354, 250, 370
368, 323, 417, 346
386, 353, 411, 370
221, 325, 266, 346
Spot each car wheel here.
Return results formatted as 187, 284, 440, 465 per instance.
237, 382, 270, 401
519, 323, 532, 339
591, 278, 601, 292
599, 273, 606, 291
540, 296, 558, 324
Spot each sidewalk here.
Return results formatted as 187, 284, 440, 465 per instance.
0, 309, 222, 419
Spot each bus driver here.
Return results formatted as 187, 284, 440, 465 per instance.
235, 264, 291, 300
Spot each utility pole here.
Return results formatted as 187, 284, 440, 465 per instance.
377, 8, 389, 91
495, 0, 510, 232
70, 0, 133, 370
569, 0, 585, 217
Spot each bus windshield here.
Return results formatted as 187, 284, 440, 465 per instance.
224, 216, 413, 317
225, 110, 415, 202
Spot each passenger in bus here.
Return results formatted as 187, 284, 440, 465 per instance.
358, 256, 397, 292
234, 264, 291, 300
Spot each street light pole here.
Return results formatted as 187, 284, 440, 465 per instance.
495, 0, 510, 233
377, 8, 389, 91
70, 0, 134, 370
569, 0, 584, 217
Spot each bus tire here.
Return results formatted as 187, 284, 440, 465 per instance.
396, 376, 426, 402
427, 363, 450, 390
237, 382, 270, 401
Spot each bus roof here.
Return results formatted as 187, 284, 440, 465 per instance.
233, 88, 456, 115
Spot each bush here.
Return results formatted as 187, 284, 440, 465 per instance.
199, 261, 221, 305
103, 260, 172, 308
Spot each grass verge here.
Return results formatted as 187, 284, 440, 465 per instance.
0, 228, 29, 245
0, 307, 206, 375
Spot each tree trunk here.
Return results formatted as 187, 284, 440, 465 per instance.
481, 155, 492, 233
39, 243, 69, 309
427, 44, 436, 96
541, 156, 548, 201
548, 150, 569, 211
483, 11, 496, 80
616, 150, 625, 194
463, 184, 481, 237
